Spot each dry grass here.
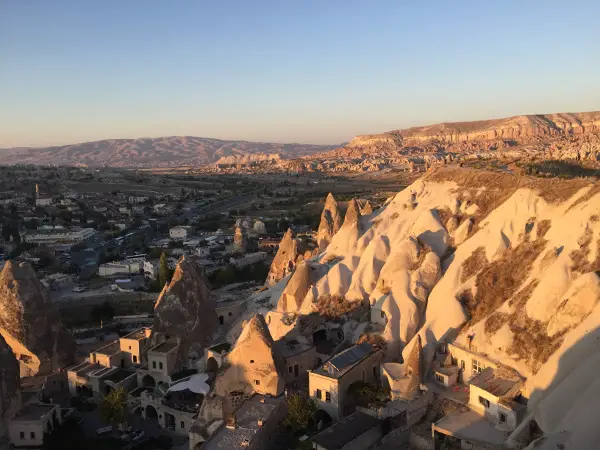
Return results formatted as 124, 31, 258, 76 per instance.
435, 208, 454, 229
461, 247, 488, 283
462, 238, 547, 325
567, 183, 600, 211
569, 228, 600, 274
356, 333, 387, 349
484, 312, 509, 334
427, 167, 593, 228
315, 294, 366, 320
408, 238, 432, 272
504, 280, 566, 373
537, 219, 552, 238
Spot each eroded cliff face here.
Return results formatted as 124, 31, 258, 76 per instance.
152, 255, 218, 362
0, 261, 75, 376
0, 333, 21, 438
306, 111, 600, 167
256, 169, 600, 448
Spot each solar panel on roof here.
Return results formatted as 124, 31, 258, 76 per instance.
329, 342, 373, 372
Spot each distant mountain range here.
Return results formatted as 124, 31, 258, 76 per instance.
2, 111, 599, 169
0, 136, 338, 168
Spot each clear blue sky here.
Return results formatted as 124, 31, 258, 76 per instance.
1, 0, 599, 147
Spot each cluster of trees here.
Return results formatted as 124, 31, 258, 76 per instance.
209, 262, 269, 287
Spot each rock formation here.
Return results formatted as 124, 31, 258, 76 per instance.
233, 226, 247, 252
317, 193, 342, 252
265, 228, 308, 286
215, 313, 284, 398
342, 198, 361, 227
360, 200, 373, 215
275, 260, 327, 314
0, 333, 21, 438
253, 220, 267, 235
0, 261, 75, 376
153, 255, 218, 363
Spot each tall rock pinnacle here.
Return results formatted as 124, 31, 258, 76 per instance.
317, 193, 342, 252
0, 261, 75, 376
342, 198, 362, 227
265, 228, 307, 286
153, 255, 218, 363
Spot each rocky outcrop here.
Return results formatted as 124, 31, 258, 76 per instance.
360, 200, 373, 215
304, 111, 600, 170
0, 333, 21, 438
215, 314, 284, 397
342, 198, 361, 227
0, 261, 75, 376
153, 256, 218, 362
265, 229, 308, 286
233, 226, 247, 252
253, 220, 267, 235
317, 193, 342, 252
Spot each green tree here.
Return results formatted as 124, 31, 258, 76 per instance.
100, 387, 128, 429
283, 394, 317, 432
159, 252, 170, 287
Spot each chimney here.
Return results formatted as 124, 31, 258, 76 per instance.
257, 419, 264, 427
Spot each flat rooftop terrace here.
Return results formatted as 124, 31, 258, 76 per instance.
204, 396, 282, 450
94, 340, 121, 356
433, 410, 508, 447
121, 328, 149, 341
150, 341, 177, 354
104, 369, 136, 384
12, 403, 57, 422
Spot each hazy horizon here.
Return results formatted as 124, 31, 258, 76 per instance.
2, 0, 600, 148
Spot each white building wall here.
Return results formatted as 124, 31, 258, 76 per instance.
469, 384, 518, 431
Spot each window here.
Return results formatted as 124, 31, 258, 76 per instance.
461, 360, 466, 370
20, 432, 24, 440
133, 355, 138, 363
181, 421, 185, 429
472, 359, 483, 374
451, 356, 458, 366
159, 362, 163, 370
499, 412, 507, 423
325, 392, 331, 402
381, 311, 385, 319
288, 366, 293, 373
435, 373, 444, 383
129, 346, 132, 350
30, 432, 36, 439
316, 389, 322, 400
254, 379, 260, 386
152, 361, 156, 369
250, 360, 254, 364
479, 396, 490, 408
373, 366, 377, 378
228, 312, 233, 316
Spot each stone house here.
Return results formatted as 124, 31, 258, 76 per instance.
308, 343, 383, 421
311, 411, 382, 450
197, 395, 285, 450
278, 340, 317, 385
119, 328, 151, 367
141, 341, 179, 386
8, 403, 62, 448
